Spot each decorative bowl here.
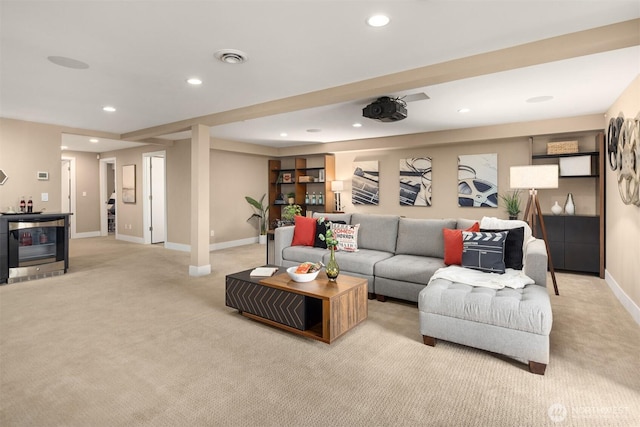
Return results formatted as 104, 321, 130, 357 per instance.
286, 266, 320, 283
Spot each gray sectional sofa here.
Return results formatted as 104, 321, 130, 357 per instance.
274, 212, 553, 374
273, 212, 547, 302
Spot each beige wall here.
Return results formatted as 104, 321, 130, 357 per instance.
605, 75, 640, 311
332, 137, 531, 221
0, 119, 65, 212
210, 148, 268, 243
63, 150, 101, 233
0, 118, 119, 215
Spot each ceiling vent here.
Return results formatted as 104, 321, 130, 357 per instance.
214, 49, 248, 64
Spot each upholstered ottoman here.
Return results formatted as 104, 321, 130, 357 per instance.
419, 278, 552, 374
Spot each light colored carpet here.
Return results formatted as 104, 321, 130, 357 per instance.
1, 237, 639, 426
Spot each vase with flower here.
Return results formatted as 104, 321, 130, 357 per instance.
317, 218, 340, 281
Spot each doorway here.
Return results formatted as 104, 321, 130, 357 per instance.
61, 157, 76, 237
143, 151, 166, 244
99, 157, 116, 236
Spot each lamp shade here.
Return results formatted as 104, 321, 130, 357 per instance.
331, 180, 344, 192
510, 165, 559, 189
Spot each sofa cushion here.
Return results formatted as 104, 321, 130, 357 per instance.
375, 254, 445, 284
456, 218, 480, 230
350, 213, 399, 253
327, 249, 394, 276
462, 231, 508, 274
282, 245, 327, 264
481, 226, 524, 270
291, 215, 316, 246
395, 218, 457, 258
420, 279, 552, 335
312, 212, 352, 224
332, 223, 360, 252
443, 222, 480, 265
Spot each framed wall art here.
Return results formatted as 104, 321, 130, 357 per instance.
352, 161, 379, 205
122, 164, 136, 203
399, 157, 432, 206
458, 153, 498, 207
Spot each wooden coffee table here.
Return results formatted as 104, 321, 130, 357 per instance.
225, 268, 368, 343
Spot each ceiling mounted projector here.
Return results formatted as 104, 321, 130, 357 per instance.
362, 96, 407, 122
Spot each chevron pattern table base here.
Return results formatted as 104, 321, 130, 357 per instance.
225, 268, 368, 344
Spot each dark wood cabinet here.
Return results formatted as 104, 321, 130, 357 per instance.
536, 215, 599, 275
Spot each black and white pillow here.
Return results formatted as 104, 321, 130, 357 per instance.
480, 227, 525, 270
314, 219, 346, 248
461, 231, 508, 274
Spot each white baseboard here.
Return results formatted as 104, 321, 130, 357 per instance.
605, 270, 640, 326
117, 234, 145, 245
210, 237, 258, 251
165, 242, 190, 252
189, 264, 211, 276
72, 231, 101, 239
165, 237, 260, 252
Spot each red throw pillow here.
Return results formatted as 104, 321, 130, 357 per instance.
443, 222, 480, 265
291, 215, 317, 246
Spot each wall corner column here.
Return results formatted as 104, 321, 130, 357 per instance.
189, 124, 211, 276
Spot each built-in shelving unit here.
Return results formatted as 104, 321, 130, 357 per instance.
530, 132, 604, 278
268, 154, 335, 229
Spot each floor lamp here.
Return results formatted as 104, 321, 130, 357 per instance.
510, 165, 560, 296
331, 180, 344, 212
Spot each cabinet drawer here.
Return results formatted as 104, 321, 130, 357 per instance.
225, 277, 322, 330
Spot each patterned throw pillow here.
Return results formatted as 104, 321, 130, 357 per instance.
331, 223, 360, 252
461, 231, 508, 274
314, 219, 346, 248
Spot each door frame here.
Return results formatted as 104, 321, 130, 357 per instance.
61, 156, 77, 238
142, 151, 166, 244
99, 157, 117, 237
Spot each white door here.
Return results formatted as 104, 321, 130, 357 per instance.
150, 156, 166, 243
61, 159, 71, 213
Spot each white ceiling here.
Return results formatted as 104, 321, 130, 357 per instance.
1, 1, 639, 152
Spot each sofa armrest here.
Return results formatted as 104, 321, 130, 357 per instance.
274, 226, 295, 265
524, 238, 548, 288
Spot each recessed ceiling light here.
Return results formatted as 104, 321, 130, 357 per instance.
526, 95, 554, 103
214, 49, 248, 64
458, 108, 471, 113
306, 129, 322, 133
187, 77, 202, 85
89, 138, 99, 143
280, 132, 288, 137
366, 14, 390, 27
352, 123, 362, 128
102, 106, 116, 112
47, 56, 89, 69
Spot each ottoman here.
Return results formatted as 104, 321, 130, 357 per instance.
419, 278, 553, 375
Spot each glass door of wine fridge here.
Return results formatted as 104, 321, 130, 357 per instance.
7, 218, 66, 282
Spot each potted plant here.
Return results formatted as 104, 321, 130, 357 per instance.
286, 192, 296, 205
281, 204, 302, 225
499, 189, 522, 220
245, 194, 268, 244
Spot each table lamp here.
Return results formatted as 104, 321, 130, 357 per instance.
331, 180, 344, 212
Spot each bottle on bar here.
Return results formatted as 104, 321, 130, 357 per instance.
27, 196, 33, 213
20, 196, 26, 213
